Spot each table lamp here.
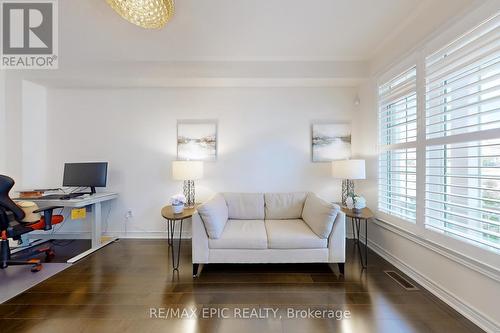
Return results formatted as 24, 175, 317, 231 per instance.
331, 159, 366, 206
172, 160, 204, 208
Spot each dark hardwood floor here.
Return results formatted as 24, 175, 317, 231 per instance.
0, 239, 484, 333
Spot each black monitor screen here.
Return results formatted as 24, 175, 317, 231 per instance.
63, 162, 108, 187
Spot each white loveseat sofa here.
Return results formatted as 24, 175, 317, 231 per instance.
192, 192, 345, 276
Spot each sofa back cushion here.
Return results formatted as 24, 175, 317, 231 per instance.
222, 193, 265, 219
265, 192, 307, 219
301, 193, 339, 239
197, 194, 228, 239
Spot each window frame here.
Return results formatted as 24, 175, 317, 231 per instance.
376, 55, 421, 234
375, 12, 500, 260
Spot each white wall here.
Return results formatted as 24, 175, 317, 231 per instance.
21, 81, 48, 188
44, 86, 356, 237
3, 73, 23, 184
1, 77, 49, 188
0, 71, 5, 174
369, 0, 481, 75
351, 79, 378, 206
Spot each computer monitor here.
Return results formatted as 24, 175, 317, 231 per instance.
63, 162, 108, 194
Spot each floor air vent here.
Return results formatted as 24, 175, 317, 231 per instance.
384, 271, 419, 290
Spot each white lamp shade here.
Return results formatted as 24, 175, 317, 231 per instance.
331, 159, 366, 180
172, 161, 204, 180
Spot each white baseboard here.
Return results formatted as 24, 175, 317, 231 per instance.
26, 231, 193, 240
25, 230, 355, 241
106, 231, 192, 239
27, 232, 92, 240
363, 236, 499, 333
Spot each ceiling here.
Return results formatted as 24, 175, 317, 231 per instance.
10, 0, 479, 88
60, 0, 425, 64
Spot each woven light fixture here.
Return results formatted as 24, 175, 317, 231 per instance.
106, 0, 174, 29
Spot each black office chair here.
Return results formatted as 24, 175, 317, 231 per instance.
0, 175, 64, 272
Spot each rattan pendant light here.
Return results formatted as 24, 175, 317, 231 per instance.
106, 0, 174, 29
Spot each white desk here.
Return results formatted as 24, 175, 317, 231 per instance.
18, 192, 118, 263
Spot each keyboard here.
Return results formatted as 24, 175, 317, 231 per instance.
36, 193, 84, 200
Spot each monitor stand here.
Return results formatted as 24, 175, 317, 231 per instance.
76, 187, 96, 196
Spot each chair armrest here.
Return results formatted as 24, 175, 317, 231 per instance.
32, 206, 63, 214
33, 206, 63, 231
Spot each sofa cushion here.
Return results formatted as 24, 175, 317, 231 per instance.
265, 219, 327, 249
209, 219, 268, 249
222, 193, 265, 220
197, 194, 228, 239
301, 193, 339, 239
264, 192, 307, 219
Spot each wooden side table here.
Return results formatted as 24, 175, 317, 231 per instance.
161, 205, 197, 271
341, 207, 374, 269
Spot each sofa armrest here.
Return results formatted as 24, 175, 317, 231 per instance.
302, 193, 338, 239
328, 210, 346, 263
192, 212, 209, 263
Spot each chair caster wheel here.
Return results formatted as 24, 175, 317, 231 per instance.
31, 263, 42, 272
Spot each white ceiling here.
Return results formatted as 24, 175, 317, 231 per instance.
14, 0, 479, 88
60, 0, 425, 63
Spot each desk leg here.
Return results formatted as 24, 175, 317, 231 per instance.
91, 202, 102, 248
67, 202, 117, 264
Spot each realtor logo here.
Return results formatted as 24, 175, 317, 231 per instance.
1, 0, 58, 69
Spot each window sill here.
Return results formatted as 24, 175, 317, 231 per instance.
371, 217, 500, 282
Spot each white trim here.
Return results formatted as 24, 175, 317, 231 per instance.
422, 1, 500, 59
67, 237, 117, 264
108, 231, 192, 239
27, 231, 198, 240
27, 232, 92, 240
377, 53, 419, 85
364, 232, 500, 333
416, 50, 427, 235
106, 231, 361, 240
379, 141, 418, 151
31, 77, 368, 89
372, 0, 499, 77
425, 127, 500, 146
375, 209, 420, 234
